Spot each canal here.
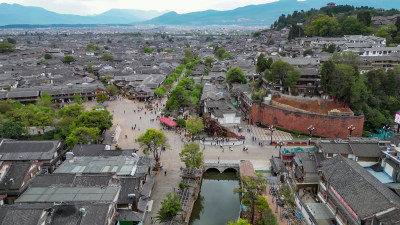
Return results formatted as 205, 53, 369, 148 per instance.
189, 169, 241, 225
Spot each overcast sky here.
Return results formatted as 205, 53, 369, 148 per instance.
1, 0, 279, 15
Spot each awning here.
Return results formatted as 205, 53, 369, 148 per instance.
158, 117, 178, 127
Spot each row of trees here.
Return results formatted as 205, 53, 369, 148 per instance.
166, 77, 203, 111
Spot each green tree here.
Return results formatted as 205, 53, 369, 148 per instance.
179, 143, 204, 168
184, 42, 190, 48
331, 52, 360, 69
137, 129, 168, 162
357, 10, 371, 26
73, 93, 84, 104
234, 175, 266, 224
306, 16, 339, 37
6, 38, 16, 44
258, 210, 278, 225
303, 49, 313, 56
319, 60, 336, 93
228, 219, 251, 225
253, 31, 262, 37
166, 86, 190, 111
0, 121, 23, 139
96, 93, 108, 103
204, 57, 215, 65
58, 104, 84, 118
44, 54, 52, 60
86, 43, 100, 51
178, 77, 195, 90
156, 193, 183, 223
226, 67, 247, 84
66, 127, 101, 149
284, 68, 301, 88
176, 118, 186, 127
63, 55, 75, 64
341, 17, 371, 35
256, 196, 270, 218
256, 54, 268, 73
280, 184, 296, 207
155, 86, 168, 97
0, 42, 15, 53
100, 53, 114, 61
143, 46, 154, 53
322, 44, 336, 53
36, 92, 53, 107
106, 85, 119, 96
186, 116, 204, 135
32, 111, 54, 133
75, 109, 113, 131
86, 63, 94, 73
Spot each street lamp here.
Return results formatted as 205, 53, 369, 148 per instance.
269, 125, 276, 145
307, 125, 315, 145
383, 124, 391, 139
347, 125, 355, 138
278, 140, 284, 158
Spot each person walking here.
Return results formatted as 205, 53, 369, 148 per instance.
164, 171, 167, 176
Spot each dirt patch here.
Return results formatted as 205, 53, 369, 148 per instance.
272, 95, 353, 115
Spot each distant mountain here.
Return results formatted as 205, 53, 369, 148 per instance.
145, 0, 400, 26
0, 3, 166, 25
1, 0, 399, 26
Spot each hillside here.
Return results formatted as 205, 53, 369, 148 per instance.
0, 3, 165, 25
145, 0, 400, 26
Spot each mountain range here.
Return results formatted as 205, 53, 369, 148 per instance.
0, 0, 399, 26
0, 3, 166, 25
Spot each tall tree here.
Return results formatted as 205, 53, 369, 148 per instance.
66, 127, 101, 149
96, 93, 109, 103
0, 121, 23, 139
305, 16, 339, 37
137, 129, 168, 162
185, 116, 204, 135
63, 55, 75, 64
156, 193, 183, 223
75, 109, 113, 131
226, 67, 247, 84
100, 53, 114, 61
179, 143, 204, 168
357, 11, 371, 26
284, 68, 301, 88
58, 104, 84, 118
166, 86, 190, 111
36, 92, 53, 107
319, 60, 337, 93
256, 54, 268, 73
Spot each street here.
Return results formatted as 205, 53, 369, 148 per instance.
84, 97, 283, 225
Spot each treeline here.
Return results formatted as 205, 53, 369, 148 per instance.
273, 5, 400, 44
319, 52, 400, 132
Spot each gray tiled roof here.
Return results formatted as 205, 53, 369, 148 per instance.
0, 140, 61, 161
321, 155, 400, 219
319, 143, 353, 155
349, 143, 382, 158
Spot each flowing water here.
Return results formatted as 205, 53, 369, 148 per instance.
189, 169, 241, 225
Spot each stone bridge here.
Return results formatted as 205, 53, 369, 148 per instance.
203, 160, 240, 173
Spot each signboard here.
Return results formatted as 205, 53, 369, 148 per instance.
395, 112, 400, 124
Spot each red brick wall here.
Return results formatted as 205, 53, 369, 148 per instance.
250, 103, 364, 139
